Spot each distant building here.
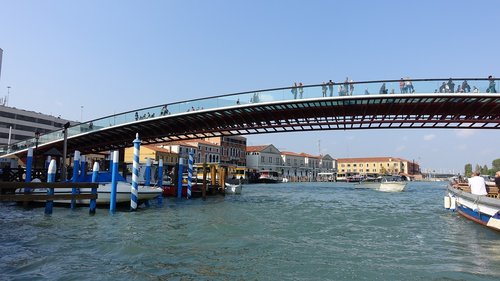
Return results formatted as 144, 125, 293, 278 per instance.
319, 154, 336, 172
159, 142, 198, 161
336, 157, 420, 178
124, 145, 178, 169
204, 136, 246, 167
246, 144, 282, 171
280, 151, 307, 179
0, 105, 76, 153
182, 140, 221, 164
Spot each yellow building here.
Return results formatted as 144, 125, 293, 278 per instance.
337, 157, 418, 178
124, 145, 178, 167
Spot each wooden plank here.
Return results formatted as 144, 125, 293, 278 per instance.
0, 194, 98, 202
0, 182, 98, 189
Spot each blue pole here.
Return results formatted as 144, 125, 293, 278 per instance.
79, 155, 87, 182
157, 159, 163, 206
45, 156, 51, 170
25, 148, 33, 183
110, 150, 119, 214
187, 150, 194, 199
44, 159, 57, 215
145, 158, 151, 187
24, 148, 33, 195
71, 151, 81, 210
131, 134, 141, 211
90, 162, 99, 215
177, 158, 184, 198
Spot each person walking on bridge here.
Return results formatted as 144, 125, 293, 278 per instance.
298, 82, 304, 98
321, 82, 327, 97
487, 75, 497, 93
328, 80, 334, 96
291, 83, 298, 99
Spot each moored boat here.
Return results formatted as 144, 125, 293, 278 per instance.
445, 181, 500, 231
17, 181, 162, 205
257, 170, 283, 183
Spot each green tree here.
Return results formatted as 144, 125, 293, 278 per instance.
464, 164, 472, 177
492, 158, 500, 171
481, 165, 489, 175
380, 167, 387, 175
474, 164, 481, 173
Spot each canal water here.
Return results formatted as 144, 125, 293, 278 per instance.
1, 182, 499, 281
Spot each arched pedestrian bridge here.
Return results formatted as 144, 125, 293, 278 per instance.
1, 77, 499, 158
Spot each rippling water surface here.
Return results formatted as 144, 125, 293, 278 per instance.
1, 182, 499, 280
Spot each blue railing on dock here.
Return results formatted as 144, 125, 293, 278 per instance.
0, 77, 498, 156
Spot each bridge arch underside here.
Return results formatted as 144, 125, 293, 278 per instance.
32, 94, 500, 156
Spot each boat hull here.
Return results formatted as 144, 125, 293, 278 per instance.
17, 182, 162, 205
446, 184, 500, 231
379, 182, 406, 192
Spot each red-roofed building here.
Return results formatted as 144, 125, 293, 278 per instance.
246, 144, 282, 171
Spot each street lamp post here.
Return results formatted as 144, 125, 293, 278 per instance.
34, 130, 40, 176
6, 86, 11, 106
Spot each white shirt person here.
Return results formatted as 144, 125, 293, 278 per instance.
468, 172, 487, 195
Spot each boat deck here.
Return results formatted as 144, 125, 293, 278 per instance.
452, 182, 499, 199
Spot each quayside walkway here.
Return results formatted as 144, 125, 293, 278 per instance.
1, 77, 499, 158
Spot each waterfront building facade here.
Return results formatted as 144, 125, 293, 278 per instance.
204, 136, 246, 167
183, 140, 221, 164
246, 145, 283, 172
280, 151, 308, 181
337, 157, 420, 177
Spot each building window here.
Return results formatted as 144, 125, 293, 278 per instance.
261, 156, 265, 163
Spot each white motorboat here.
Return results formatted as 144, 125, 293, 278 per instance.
17, 181, 162, 205
379, 180, 407, 192
225, 182, 242, 195
356, 176, 407, 192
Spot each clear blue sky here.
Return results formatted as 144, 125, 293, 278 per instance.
1, 0, 499, 173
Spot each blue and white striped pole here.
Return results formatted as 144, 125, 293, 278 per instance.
44, 159, 57, 215
145, 158, 152, 187
157, 159, 163, 206
110, 150, 119, 214
71, 151, 81, 210
131, 134, 141, 211
90, 162, 99, 215
187, 150, 194, 199
25, 148, 33, 183
177, 158, 184, 198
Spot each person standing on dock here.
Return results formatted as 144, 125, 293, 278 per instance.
468, 172, 487, 195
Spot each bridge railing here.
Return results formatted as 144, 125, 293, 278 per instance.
1, 78, 498, 156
